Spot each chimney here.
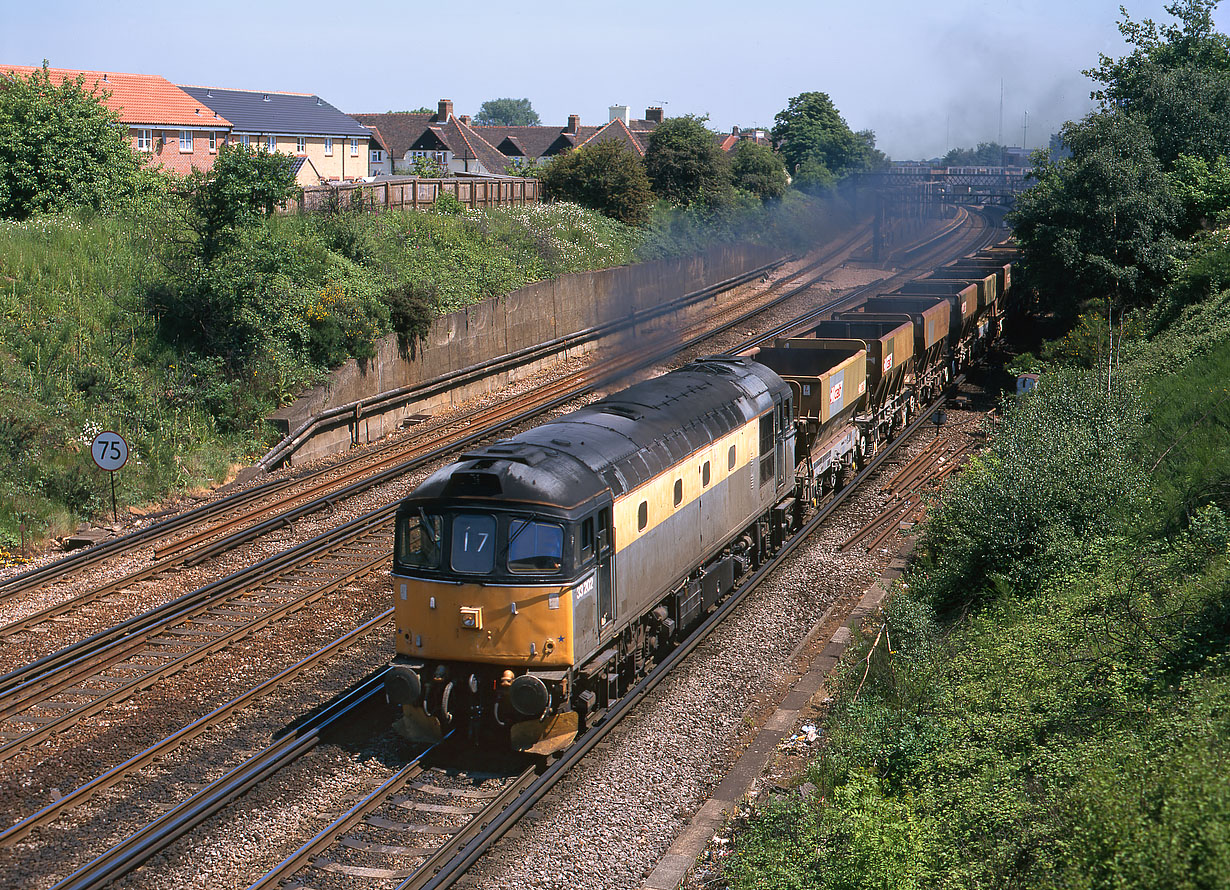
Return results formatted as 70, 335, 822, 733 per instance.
437, 99, 453, 121
731, 125, 740, 136
646, 106, 664, 124
567, 114, 580, 133
609, 104, 630, 125
459, 114, 471, 125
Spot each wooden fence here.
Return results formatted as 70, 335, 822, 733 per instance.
294, 177, 541, 214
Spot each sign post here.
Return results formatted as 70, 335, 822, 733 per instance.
90, 432, 129, 522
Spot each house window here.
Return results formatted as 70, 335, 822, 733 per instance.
240, 134, 250, 149
296, 136, 306, 154
136, 129, 152, 152
179, 130, 193, 152
266, 135, 277, 152
324, 137, 333, 156
350, 138, 359, 156
209, 132, 217, 152
370, 149, 384, 164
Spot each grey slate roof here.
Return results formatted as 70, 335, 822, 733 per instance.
179, 86, 370, 137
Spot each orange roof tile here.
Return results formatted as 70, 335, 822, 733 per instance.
0, 65, 231, 129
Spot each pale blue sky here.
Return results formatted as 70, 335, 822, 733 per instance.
3, 0, 1224, 159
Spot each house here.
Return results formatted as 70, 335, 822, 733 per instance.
475, 105, 664, 166
719, 125, 771, 153
0, 64, 231, 175
288, 156, 324, 188
180, 85, 371, 182
353, 100, 512, 177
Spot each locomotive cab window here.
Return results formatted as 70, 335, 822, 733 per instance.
451, 514, 496, 574
396, 511, 442, 569
508, 519, 564, 573
759, 414, 773, 455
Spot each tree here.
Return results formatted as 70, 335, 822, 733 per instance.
729, 140, 787, 202
475, 98, 540, 126
179, 143, 298, 265
0, 62, 141, 220
1085, 0, 1230, 167
771, 92, 870, 187
643, 114, 732, 206
539, 140, 653, 226
387, 106, 433, 114
942, 142, 1007, 166
1011, 111, 1179, 317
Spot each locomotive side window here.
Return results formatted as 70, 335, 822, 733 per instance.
674, 479, 683, 507
508, 519, 565, 573
580, 517, 594, 561
396, 511, 442, 569
638, 501, 648, 531
702, 461, 711, 487
451, 514, 496, 574
759, 413, 775, 484
728, 444, 736, 470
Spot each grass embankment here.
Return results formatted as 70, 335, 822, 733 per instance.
723, 289, 1230, 887
0, 191, 846, 554
0, 202, 639, 550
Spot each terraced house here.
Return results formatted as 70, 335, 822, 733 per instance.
179, 85, 371, 182
0, 65, 232, 175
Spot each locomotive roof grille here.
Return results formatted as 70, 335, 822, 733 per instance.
444, 471, 503, 496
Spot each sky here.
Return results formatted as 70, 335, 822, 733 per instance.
4, 0, 1226, 160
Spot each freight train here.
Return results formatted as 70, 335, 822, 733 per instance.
384, 244, 1015, 753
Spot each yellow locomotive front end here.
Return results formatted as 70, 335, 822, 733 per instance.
385, 448, 610, 753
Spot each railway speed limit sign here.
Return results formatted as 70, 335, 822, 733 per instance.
90, 432, 129, 471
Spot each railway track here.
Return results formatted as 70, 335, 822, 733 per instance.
27, 380, 970, 890
0, 213, 982, 665
0, 209, 1001, 888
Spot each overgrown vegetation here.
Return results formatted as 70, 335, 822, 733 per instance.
722, 3, 1230, 886
0, 198, 643, 547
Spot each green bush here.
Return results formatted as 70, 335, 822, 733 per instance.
915, 368, 1145, 614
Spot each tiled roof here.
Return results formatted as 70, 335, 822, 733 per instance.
473, 125, 573, 159
180, 85, 369, 136
419, 118, 511, 175
0, 64, 230, 129
350, 112, 435, 156
581, 119, 648, 157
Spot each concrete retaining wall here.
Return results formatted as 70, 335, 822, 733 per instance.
267, 241, 785, 467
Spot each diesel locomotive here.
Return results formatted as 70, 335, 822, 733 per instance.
384, 244, 1014, 753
